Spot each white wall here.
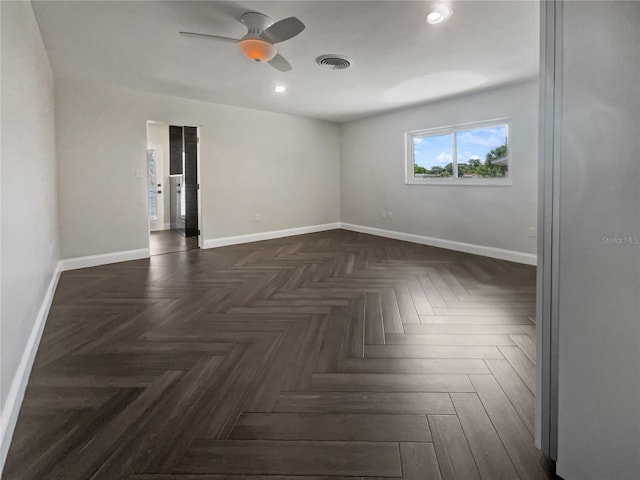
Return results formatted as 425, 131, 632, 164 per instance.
55, 79, 340, 260
340, 80, 538, 257
146, 122, 170, 229
556, 2, 640, 479
0, 0, 59, 466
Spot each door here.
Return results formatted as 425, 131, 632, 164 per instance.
168, 125, 199, 239
183, 126, 198, 238
147, 144, 164, 231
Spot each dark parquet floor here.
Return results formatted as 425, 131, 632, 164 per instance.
3, 229, 549, 480
150, 230, 198, 256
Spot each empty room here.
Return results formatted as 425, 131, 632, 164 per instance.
1, 1, 638, 480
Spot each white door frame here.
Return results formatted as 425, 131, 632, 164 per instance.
196, 126, 203, 249
146, 122, 203, 251
536, 0, 561, 460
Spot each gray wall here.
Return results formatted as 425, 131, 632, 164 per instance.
55, 79, 340, 259
556, 2, 640, 479
0, 0, 59, 434
340, 80, 539, 256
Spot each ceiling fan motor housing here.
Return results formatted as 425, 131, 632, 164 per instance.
239, 12, 276, 62
241, 12, 274, 36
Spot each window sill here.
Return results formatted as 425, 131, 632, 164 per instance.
405, 178, 512, 187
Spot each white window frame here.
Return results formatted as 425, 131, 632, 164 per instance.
405, 118, 512, 186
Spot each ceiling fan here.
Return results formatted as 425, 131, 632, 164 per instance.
180, 12, 305, 72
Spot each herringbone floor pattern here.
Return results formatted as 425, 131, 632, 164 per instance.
4, 230, 548, 480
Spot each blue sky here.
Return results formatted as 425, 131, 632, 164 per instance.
414, 126, 507, 168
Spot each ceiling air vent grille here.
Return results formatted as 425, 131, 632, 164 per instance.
316, 54, 352, 70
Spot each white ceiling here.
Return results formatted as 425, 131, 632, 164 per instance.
32, 1, 540, 123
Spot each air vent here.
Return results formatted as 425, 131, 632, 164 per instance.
316, 54, 352, 70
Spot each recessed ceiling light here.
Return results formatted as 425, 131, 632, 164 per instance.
426, 4, 453, 24
274, 85, 286, 93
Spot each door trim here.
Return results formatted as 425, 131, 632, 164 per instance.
536, 0, 561, 459
196, 127, 203, 249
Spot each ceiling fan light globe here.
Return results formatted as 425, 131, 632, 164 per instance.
238, 38, 277, 62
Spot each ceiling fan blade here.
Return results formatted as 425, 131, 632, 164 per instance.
179, 32, 239, 43
261, 17, 305, 44
268, 53, 292, 72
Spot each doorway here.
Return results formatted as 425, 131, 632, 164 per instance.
146, 121, 200, 256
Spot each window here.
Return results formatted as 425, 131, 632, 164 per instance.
406, 119, 511, 185
147, 149, 157, 220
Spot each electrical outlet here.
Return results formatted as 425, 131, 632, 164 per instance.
528, 227, 536, 238
253, 214, 260, 222
135, 168, 142, 179
387, 211, 393, 219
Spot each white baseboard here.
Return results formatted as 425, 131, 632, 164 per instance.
340, 223, 537, 265
0, 263, 61, 474
203, 223, 341, 249
59, 248, 150, 271
201, 222, 536, 265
